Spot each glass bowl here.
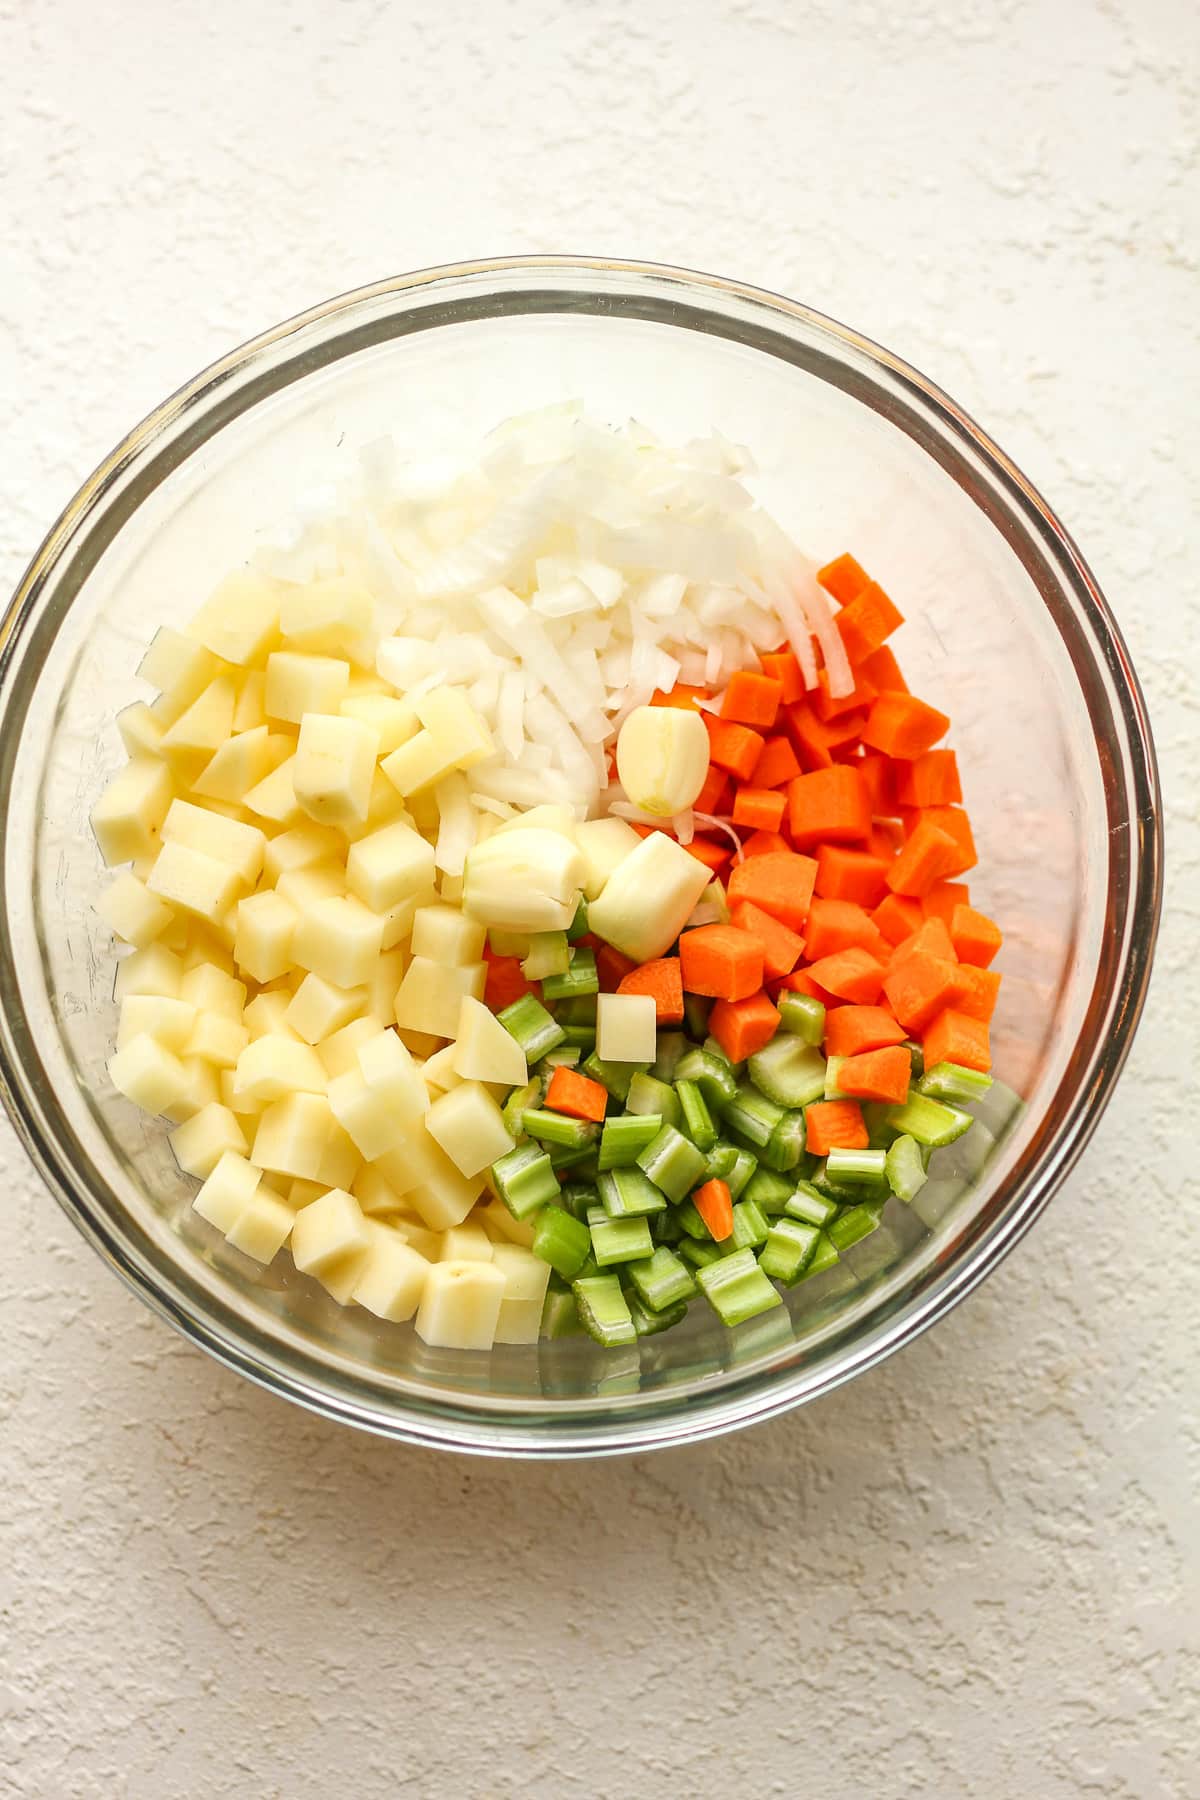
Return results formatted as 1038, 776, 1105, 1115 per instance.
0, 257, 1161, 1456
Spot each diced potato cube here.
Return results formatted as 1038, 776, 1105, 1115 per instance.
114, 941, 184, 1001
108, 1034, 189, 1115
146, 840, 241, 925
169, 1102, 248, 1179
243, 753, 302, 826
263, 823, 344, 884
164, 1056, 222, 1123
179, 961, 246, 1018
233, 670, 268, 732
414, 1260, 506, 1349
364, 947, 405, 1027
411, 903, 486, 967
288, 1177, 326, 1208
265, 651, 350, 725
293, 713, 378, 828
452, 995, 528, 1088
139, 628, 220, 723
373, 1123, 486, 1229
275, 861, 345, 911
345, 819, 436, 912
292, 894, 384, 989
403, 1223, 442, 1261
240, 992, 293, 1041
491, 1241, 552, 1344
341, 767, 411, 843
221, 1068, 263, 1125
573, 816, 642, 901
316, 1015, 381, 1078
425, 1081, 514, 1179
180, 926, 239, 975
351, 1165, 405, 1217
233, 1034, 328, 1104
117, 701, 166, 759
328, 1035, 425, 1160
393, 955, 485, 1039
379, 886, 437, 952
188, 570, 281, 667
91, 757, 175, 867
475, 1195, 537, 1249
404, 785, 441, 836
192, 726, 290, 804
279, 576, 374, 657
184, 1010, 250, 1067
285, 973, 365, 1045
252, 1092, 360, 1189
290, 1186, 370, 1278
595, 992, 657, 1063
192, 1150, 262, 1233
163, 798, 266, 887
116, 995, 197, 1052
160, 675, 237, 778
340, 693, 419, 755
421, 1043, 462, 1094
379, 729, 457, 797
351, 1226, 429, 1322
98, 871, 174, 948
414, 688, 495, 767
234, 889, 298, 984
226, 1185, 294, 1262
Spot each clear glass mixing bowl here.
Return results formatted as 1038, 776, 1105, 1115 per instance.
0, 258, 1161, 1455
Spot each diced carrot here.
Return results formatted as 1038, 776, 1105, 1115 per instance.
895, 749, 962, 808
816, 553, 871, 607
923, 1008, 991, 1074
684, 835, 732, 875
949, 903, 1002, 968
882, 951, 970, 1033
869, 820, 905, 858
617, 957, 685, 1025
694, 763, 731, 816
731, 786, 787, 832
544, 1065, 609, 1123
954, 964, 1001, 1022
871, 893, 924, 945
729, 899, 804, 980
805, 1099, 869, 1156
889, 916, 956, 969
752, 735, 801, 789
776, 967, 837, 1005
721, 670, 783, 729
742, 829, 791, 858
787, 766, 872, 849
813, 667, 877, 723
705, 716, 765, 782
861, 692, 950, 759
814, 845, 890, 908
922, 880, 971, 925
859, 751, 898, 815
821, 708, 869, 751
483, 951, 538, 1012
838, 1044, 912, 1104
726, 851, 817, 931
836, 582, 905, 664
759, 650, 804, 704
650, 684, 706, 709
693, 1178, 734, 1242
886, 817, 962, 898
804, 946, 886, 1004
708, 990, 781, 1063
825, 1005, 907, 1059
783, 701, 834, 771
679, 924, 764, 1001
918, 805, 978, 876
857, 644, 908, 693
597, 944, 638, 992
804, 896, 888, 962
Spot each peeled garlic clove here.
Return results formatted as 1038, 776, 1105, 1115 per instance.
615, 705, 711, 817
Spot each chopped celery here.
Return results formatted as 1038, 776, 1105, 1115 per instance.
654, 1209, 684, 1245
759, 1109, 807, 1172
598, 1112, 663, 1171
627, 1245, 697, 1311
501, 1076, 544, 1137
626, 1071, 681, 1127
703, 1140, 739, 1183
566, 896, 590, 942
542, 946, 599, 1000
491, 1142, 560, 1220
695, 1247, 782, 1325
722, 1081, 785, 1149
918, 1060, 994, 1105
560, 1182, 599, 1220
557, 994, 598, 1026
679, 1238, 723, 1269
823, 1054, 848, 1099
862, 1100, 900, 1147
759, 1217, 820, 1283
675, 1198, 711, 1240
676, 1079, 717, 1151
573, 1274, 637, 1346
885, 1092, 974, 1147
598, 1166, 668, 1218
522, 930, 570, 980
747, 1036, 827, 1107
540, 1287, 582, 1338
741, 1166, 794, 1213
703, 1035, 745, 1079
904, 1039, 925, 1080
498, 994, 566, 1062
561, 1026, 596, 1052
825, 1147, 889, 1189
582, 1052, 648, 1103
683, 993, 712, 1039
524, 1108, 599, 1150
777, 990, 826, 1045
627, 1292, 689, 1336
674, 1047, 738, 1111
540, 1044, 582, 1070
533, 1204, 592, 1280
549, 1142, 598, 1178
730, 1198, 769, 1251
785, 1181, 839, 1227
725, 1145, 758, 1200
652, 1031, 689, 1083
636, 1124, 708, 1202
794, 1231, 840, 1282
827, 1201, 885, 1251
885, 1132, 928, 1201
588, 1207, 655, 1267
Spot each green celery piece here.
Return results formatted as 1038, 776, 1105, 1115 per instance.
793, 1231, 840, 1283
626, 1071, 682, 1128
918, 1060, 994, 1105
759, 1217, 820, 1283
824, 1147, 889, 1188
885, 1133, 928, 1202
588, 1207, 655, 1267
549, 1142, 598, 1178
676, 1078, 718, 1151
784, 1181, 839, 1227
730, 1198, 769, 1251
501, 1076, 544, 1138
674, 1198, 711, 1240
725, 1145, 758, 1200
561, 1024, 598, 1052
651, 1031, 689, 1084
823, 1055, 848, 1100
497, 994, 566, 1062
540, 1045, 582, 1070
885, 1093, 974, 1148
747, 1036, 827, 1107
566, 896, 590, 942
722, 1081, 785, 1149
582, 1052, 648, 1104
559, 1182, 600, 1221
776, 990, 826, 1046
627, 1245, 697, 1311
683, 992, 712, 1039
636, 1124, 708, 1202
626, 1292, 689, 1337
695, 1247, 782, 1325
759, 1109, 807, 1172
573, 1275, 637, 1346
598, 1113, 663, 1172
522, 930, 570, 980
491, 1142, 560, 1220
675, 1046, 739, 1111
741, 1166, 794, 1214
557, 993, 598, 1026
523, 1108, 599, 1150
598, 1167, 668, 1218
703, 1139, 739, 1183
679, 1238, 723, 1269
653, 1209, 684, 1246
827, 1201, 885, 1251
540, 1287, 582, 1338
533, 1204, 593, 1280
703, 1036, 745, 1080
541, 946, 599, 1001
904, 1039, 926, 1081
862, 1100, 901, 1147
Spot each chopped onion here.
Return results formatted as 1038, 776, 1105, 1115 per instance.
693, 812, 745, 863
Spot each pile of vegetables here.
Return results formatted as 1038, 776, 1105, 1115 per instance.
91, 413, 1003, 1352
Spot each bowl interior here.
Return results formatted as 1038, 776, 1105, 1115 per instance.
0, 266, 1147, 1448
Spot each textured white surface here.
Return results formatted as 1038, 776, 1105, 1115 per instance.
2, 2, 1197, 1795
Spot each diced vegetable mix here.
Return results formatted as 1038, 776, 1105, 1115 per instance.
94, 412, 1008, 1353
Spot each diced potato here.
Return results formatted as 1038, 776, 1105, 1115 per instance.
588, 831, 711, 962
439, 871, 465, 904
379, 886, 438, 952
352, 1164, 405, 1218
393, 955, 485, 1039
292, 712, 378, 829
169, 1102, 248, 1179
192, 1150, 262, 1233
341, 769, 411, 845
265, 651, 350, 725
292, 894, 384, 989
263, 823, 344, 884
233, 1033, 328, 1105
242, 753, 302, 826
327, 1029, 426, 1160
404, 785, 441, 836
146, 840, 241, 925
316, 1015, 380, 1079
117, 701, 166, 759
192, 726, 291, 804
160, 675, 237, 778
97, 871, 174, 948
180, 961, 246, 1018
184, 1010, 250, 1066
403, 1223, 442, 1262
421, 1043, 462, 1094
411, 903, 486, 967
180, 926, 239, 976
188, 570, 281, 667
363, 947, 405, 1027
595, 992, 657, 1063
574, 816, 642, 900
240, 991, 294, 1040
233, 670, 268, 732
108, 1034, 189, 1115
116, 995, 197, 1052
226, 1186, 294, 1262
284, 973, 366, 1045
425, 1081, 514, 1179
438, 1221, 494, 1263
220, 1067, 263, 1126
345, 818, 436, 913
275, 861, 346, 911
288, 1177, 326, 1208
165, 1056, 222, 1123
114, 941, 184, 1001
414, 1260, 506, 1350
162, 797, 266, 888
351, 1225, 429, 1322
491, 1241, 552, 1344
373, 1123, 486, 1229
415, 688, 495, 767
279, 576, 374, 657
91, 757, 175, 867
139, 628, 220, 724
339, 693, 419, 755
233, 889, 298, 984
462, 828, 584, 933
290, 1186, 370, 1278
252, 1092, 361, 1189
475, 1195, 537, 1249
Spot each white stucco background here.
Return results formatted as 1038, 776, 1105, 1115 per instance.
2, 2, 1197, 1795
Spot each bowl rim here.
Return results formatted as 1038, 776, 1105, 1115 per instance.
0, 255, 1163, 1456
